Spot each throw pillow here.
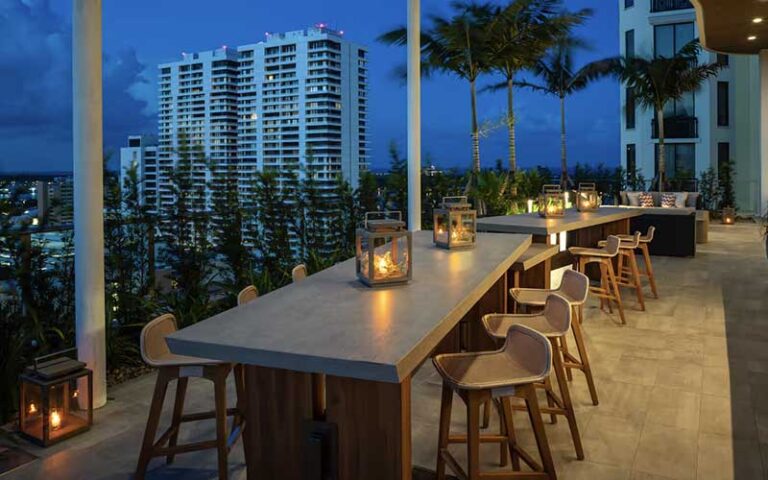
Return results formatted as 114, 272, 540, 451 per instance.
639, 192, 654, 208
661, 193, 677, 208
674, 192, 688, 208
627, 192, 641, 207
685, 192, 700, 208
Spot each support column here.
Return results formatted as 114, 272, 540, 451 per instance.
73, 0, 107, 408
407, 0, 422, 231
760, 50, 768, 216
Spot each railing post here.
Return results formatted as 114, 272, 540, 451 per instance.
407, 0, 422, 231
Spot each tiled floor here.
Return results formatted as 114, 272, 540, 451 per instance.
4, 223, 768, 479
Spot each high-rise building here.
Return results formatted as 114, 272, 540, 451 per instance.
36, 177, 74, 225
119, 135, 160, 212
144, 26, 368, 217
619, 0, 762, 213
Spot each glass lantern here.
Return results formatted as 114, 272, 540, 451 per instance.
356, 211, 412, 287
721, 207, 736, 225
19, 349, 93, 447
538, 185, 566, 218
433, 196, 477, 249
576, 183, 601, 212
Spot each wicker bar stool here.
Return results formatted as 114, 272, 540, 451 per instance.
569, 235, 626, 324
598, 232, 645, 311
292, 264, 308, 283
237, 285, 259, 306
510, 270, 597, 406
433, 325, 557, 480
617, 226, 658, 299
483, 295, 584, 460
135, 314, 245, 480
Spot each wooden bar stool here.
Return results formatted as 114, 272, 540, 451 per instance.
617, 226, 658, 299
433, 325, 558, 480
569, 235, 626, 325
292, 264, 308, 283
483, 295, 584, 460
599, 232, 645, 311
135, 314, 245, 480
237, 285, 259, 305
510, 270, 598, 406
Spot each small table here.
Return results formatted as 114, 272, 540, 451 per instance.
696, 210, 709, 244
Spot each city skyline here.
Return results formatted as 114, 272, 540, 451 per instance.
0, 0, 619, 174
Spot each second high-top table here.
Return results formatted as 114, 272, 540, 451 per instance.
166, 231, 531, 480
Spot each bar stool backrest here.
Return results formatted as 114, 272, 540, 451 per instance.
237, 285, 259, 305
503, 325, 552, 383
604, 235, 621, 256
622, 232, 642, 249
141, 314, 177, 367
292, 264, 308, 283
543, 294, 572, 336
559, 270, 589, 305
643, 226, 655, 243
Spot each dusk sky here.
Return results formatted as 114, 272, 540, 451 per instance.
0, 0, 619, 173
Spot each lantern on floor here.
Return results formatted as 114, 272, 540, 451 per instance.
433, 196, 477, 249
356, 211, 412, 287
576, 183, 601, 212
19, 349, 93, 447
538, 185, 566, 218
721, 207, 736, 225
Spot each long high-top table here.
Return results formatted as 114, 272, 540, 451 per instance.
167, 231, 531, 480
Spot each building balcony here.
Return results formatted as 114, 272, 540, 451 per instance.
650, 0, 693, 13
651, 115, 698, 139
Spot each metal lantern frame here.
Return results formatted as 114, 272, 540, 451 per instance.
19, 348, 93, 447
538, 184, 566, 218
576, 183, 601, 212
356, 211, 413, 288
433, 196, 477, 249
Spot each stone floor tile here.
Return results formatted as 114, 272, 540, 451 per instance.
633, 423, 698, 480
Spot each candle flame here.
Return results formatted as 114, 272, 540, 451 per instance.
50, 410, 61, 430
28, 403, 37, 414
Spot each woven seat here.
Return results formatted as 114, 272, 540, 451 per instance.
617, 225, 655, 244
598, 233, 640, 249
483, 294, 571, 340
510, 269, 589, 307
569, 235, 620, 258
141, 315, 222, 368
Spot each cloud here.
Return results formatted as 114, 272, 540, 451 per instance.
0, 0, 154, 172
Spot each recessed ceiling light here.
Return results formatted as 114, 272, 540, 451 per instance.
754, 18, 764, 24
748, 35, 758, 41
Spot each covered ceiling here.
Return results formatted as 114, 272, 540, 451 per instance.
691, 0, 768, 54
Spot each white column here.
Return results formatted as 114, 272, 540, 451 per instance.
73, 0, 107, 408
407, 0, 422, 231
760, 50, 768, 216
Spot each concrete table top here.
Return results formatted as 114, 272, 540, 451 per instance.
478, 207, 643, 236
511, 244, 560, 272
167, 231, 531, 384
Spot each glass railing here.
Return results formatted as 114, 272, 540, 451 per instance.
651, 0, 694, 13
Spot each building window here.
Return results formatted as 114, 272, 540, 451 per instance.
717, 142, 730, 171
664, 91, 694, 118
626, 88, 636, 129
625, 30, 635, 58
717, 81, 729, 127
717, 54, 729, 67
626, 144, 637, 176
625, 0, 634, 7
655, 143, 695, 178
654, 22, 694, 58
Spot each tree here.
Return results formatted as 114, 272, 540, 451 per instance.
250, 171, 295, 288
484, 0, 588, 174
517, 36, 613, 188
209, 162, 251, 291
384, 141, 408, 217
615, 40, 721, 192
379, 2, 494, 174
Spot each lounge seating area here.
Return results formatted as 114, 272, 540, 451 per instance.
5, 222, 767, 480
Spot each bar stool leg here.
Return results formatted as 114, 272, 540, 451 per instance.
500, 397, 521, 471
522, 384, 557, 479
166, 377, 188, 464
561, 336, 574, 382
627, 251, 646, 311
467, 391, 482, 480
136, 368, 171, 480
497, 399, 508, 467
213, 369, 229, 480
641, 244, 659, 299
551, 338, 584, 460
436, 384, 453, 480
543, 376, 558, 424
599, 261, 612, 314
482, 399, 491, 429
605, 260, 626, 325
570, 309, 599, 406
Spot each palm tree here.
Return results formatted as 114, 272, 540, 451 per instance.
379, 2, 494, 174
516, 37, 614, 188
484, 0, 589, 175
616, 40, 720, 192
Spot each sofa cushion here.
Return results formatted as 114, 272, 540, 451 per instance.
675, 192, 688, 208
627, 192, 641, 206
685, 192, 700, 208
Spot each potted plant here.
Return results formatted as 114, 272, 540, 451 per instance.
719, 158, 736, 225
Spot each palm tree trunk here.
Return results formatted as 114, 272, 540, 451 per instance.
470, 79, 481, 173
507, 77, 516, 175
560, 95, 568, 189
656, 108, 666, 193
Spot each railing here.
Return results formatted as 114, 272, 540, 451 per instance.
651, 116, 698, 139
651, 0, 693, 13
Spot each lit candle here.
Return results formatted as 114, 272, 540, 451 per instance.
28, 403, 37, 415
50, 409, 62, 430
527, 199, 534, 213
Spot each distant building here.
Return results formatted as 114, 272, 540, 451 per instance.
120, 135, 160, 213
619, 0, 762, 213
36, 177, 73, 225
